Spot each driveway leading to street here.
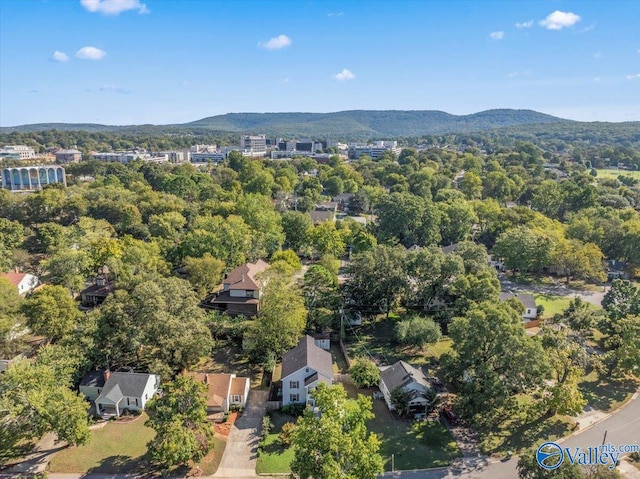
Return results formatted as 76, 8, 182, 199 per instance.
214, 389, 268, 478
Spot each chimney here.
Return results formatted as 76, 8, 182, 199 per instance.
205, 374, 209, 384
241, 273, 245, 283
104, 369, 111, 382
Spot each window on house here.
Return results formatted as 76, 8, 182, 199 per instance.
135, 398, 139, 406
290, 394, 299, 403
233, 395, 241, 402
127, 398, 130, 406
290, 381, 299, 389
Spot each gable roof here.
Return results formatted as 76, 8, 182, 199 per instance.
281, 335, 333, 380
0, 272, 29, 287
380, 360, 432, 394
441, 243, 461, 255
98, 372, 157, 400
191, 372, 236, 408
224, 260, 269, 291
230, 377, 249, 396
499, 292, 537, 309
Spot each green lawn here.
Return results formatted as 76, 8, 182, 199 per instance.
49, 414, 155, 473
368, 397, 461, 471
579, 370, 638, 412
477, 396, 574, 456
49, 414, 225, 475
534, 293, 598, 318
256, 412, 296, 474
345, 317, 451, 370
596, 168, 640, 180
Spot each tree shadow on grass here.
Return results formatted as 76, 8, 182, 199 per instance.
80, 454, 156, 477
580, 377, 638, 412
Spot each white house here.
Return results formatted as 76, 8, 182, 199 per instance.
281, 335, 333, 406
499, 292, 538, 320
0, 272, 39, 296
191, 372, 251, 414
379, 361, 434, 413
92, 371, 160, 417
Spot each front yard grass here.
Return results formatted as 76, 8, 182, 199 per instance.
477, 397, 574, 456
534, 293, 599, 318
49, 414, 155, 473
49, 414, 226, 475
579, 370, 638, 412
256, 412, 296, 475
368, 397, 461, 471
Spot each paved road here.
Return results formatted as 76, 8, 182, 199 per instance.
499, 275, 608, 308
214, 389, 268, 478
381, 391, 640, 479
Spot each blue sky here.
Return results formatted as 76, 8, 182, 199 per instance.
0, 0, 638, 126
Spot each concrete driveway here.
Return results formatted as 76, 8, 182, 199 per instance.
214, 389, 268, 478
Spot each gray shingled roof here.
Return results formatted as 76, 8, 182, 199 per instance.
98, 372, 156, 400
499, 292, 537, 309
79, 370, 106, 388
282, 335, 333, 380
380, 361, 432, 395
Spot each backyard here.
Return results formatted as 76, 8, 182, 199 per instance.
48, 414, 226, 475
344, 316, 452, 369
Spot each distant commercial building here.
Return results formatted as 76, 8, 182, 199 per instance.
55, 149, 82, 163
277, 139, 323, 153
0, 145, 36, 160
240, 135, 267, 157
1, 165, 66, 191
191, 146, 237, 164
159, 151, 189, 163
348, 140, 401, 160
93, 151, 168, 164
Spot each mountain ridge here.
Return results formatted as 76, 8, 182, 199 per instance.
0, 108, 605, 138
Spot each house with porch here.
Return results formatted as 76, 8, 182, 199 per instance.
282, 335, 333, 406
191, 372, 250, 414
90, 371, 160, 417
379, 360, 434, 414
202, 260, 269, 317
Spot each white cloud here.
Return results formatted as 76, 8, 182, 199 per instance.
332, 69, 356, 81
80, 0, 148, 15
506, 70, 532, 79
594, 77, 601, 82
76, 46, 107, 60
281, 77, 290, 84
51, 51, 69, 62
327, 11, 344, 17
490, 31, 504, 40
539, 11, 581, 30
507, 72, 518, 78
259, 34, 292, 50
515, 20, 534, 28
626, 73, 640, 80
594, 52, 603, 59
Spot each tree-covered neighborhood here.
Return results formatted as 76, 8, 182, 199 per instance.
1, 117, 639, 479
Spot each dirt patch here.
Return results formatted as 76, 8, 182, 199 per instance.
213, 411, 240, 437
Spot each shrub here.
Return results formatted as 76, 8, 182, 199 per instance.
281, 403, 306, 417
349, 357, 380, 388
279, 422, 296, 446
395, 315, 442, 349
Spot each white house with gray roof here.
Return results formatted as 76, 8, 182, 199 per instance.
281, 335, 333, 406
92, 371, 160, 417
499, 292, 538, 320
379, 361, 434, 413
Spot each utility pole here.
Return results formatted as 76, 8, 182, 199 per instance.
392, 454, 395, 474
